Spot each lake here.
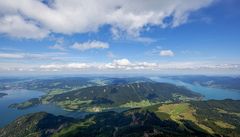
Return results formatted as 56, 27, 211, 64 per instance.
0, 89, 88, 127
150, 77, 240, 100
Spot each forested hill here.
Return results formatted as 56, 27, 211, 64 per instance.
0, 110, 212, 137
0, 112, 75, 137
51, 82, 201, 106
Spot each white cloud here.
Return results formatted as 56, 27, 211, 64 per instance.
40, 64, 64, 69
0, 52, 67, 60
49, 44, 66, 51
35, 58, 240, 72
0, 53, 24, 59
0, 15, 49, 39
113, 59, 131, 66
40, 63, 90, 71
67, 63, 90, 69
160, 50, 175, 57
130, 36, 157, 44
0, 0, 215, 39
71, 41, 109, 51
0, 58, 239, 74
100, 59, 132, 69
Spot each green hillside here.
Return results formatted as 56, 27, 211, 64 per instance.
2, 100, 240, 137
47, 82, 201, 111
0, 112, 75, 137
10, 82, 201, 112
144, 99, 240, 136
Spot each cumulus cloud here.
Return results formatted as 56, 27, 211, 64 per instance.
0, 15, 49, 39
0, 0, 215, 39
40, 63, 90, 71
113, 59, 131, 66
38, 60, 240, 72
71, 41, 109, 51
160, 50, 175, 57
0, 58, 239, 74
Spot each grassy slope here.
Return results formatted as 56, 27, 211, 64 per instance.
144, 99, 240, 136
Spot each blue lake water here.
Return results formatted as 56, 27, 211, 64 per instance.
150, 77, 240, 100
0, 90, 88, 127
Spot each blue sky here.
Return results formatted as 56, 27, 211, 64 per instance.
0, 0, 239, 75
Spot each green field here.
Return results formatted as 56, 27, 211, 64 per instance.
157, 103, 214, 134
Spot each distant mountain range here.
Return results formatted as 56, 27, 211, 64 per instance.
0, 77, 153, 92
165, 75, 240, 91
